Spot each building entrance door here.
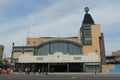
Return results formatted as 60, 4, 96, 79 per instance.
50, 63, 67, 72
69, 63, 83, 72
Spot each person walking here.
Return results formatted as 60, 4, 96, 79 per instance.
33, 68, 36, 74
18, 68, 21, 73
27, 67, 30, 75
38, 68, 41, 74
25, 68, 27, 74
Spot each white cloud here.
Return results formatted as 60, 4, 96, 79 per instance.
91, 3, 120, 32
0, 0, 11, 6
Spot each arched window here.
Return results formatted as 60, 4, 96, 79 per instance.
35, 40, 82, 55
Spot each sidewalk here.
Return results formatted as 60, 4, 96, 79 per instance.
13, 72, 120, 75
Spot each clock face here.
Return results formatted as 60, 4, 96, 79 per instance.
84, 7, 89, 13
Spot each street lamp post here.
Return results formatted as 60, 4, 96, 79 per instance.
11, 42, 15, 63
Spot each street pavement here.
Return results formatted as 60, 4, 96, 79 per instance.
0, 73, 120, 80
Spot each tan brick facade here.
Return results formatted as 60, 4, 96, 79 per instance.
26, 37, 79, 46
82, 24, 101, 62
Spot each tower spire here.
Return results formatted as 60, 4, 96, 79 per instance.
82, 7, 94, 24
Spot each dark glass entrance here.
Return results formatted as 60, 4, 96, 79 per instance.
50, 63, 67, 72
15, 63, 83, 72
69, 63, 83, 72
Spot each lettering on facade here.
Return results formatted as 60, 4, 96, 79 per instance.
36, 57, 43, 60
74, 57, 81, 60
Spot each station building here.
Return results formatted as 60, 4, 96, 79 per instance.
11, 7, 106, 72
106, 50, 120, 64
102, 50, 120, 73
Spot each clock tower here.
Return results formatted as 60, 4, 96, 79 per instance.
80, 7, 94, 45
79, 7, 106, 65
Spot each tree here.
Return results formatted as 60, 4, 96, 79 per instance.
0, 59, 11, 69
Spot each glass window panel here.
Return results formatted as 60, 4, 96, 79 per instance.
42, 44, 49, 55
54, 42, 59, 52
59, 42, 62, 52
84, 38, 92, 45
37, 44, 49, 55
69, 43, 81, 55
38, 47, 42, 55
58, 42, 67, 54
84, 29, 91, 37
51, 42, 58, 54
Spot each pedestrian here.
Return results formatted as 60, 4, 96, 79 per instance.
42, 68, 44, 74
95, 71, 96, 75
33, 68, 36, 74
52, 68, 54, 72
28, 67, 30, 75
25, 68, 27, 74
45, 68, 48, 75
38, 68, 41, 74
18, 68, 21, 73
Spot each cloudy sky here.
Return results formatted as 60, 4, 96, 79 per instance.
0, 0, 120, 57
